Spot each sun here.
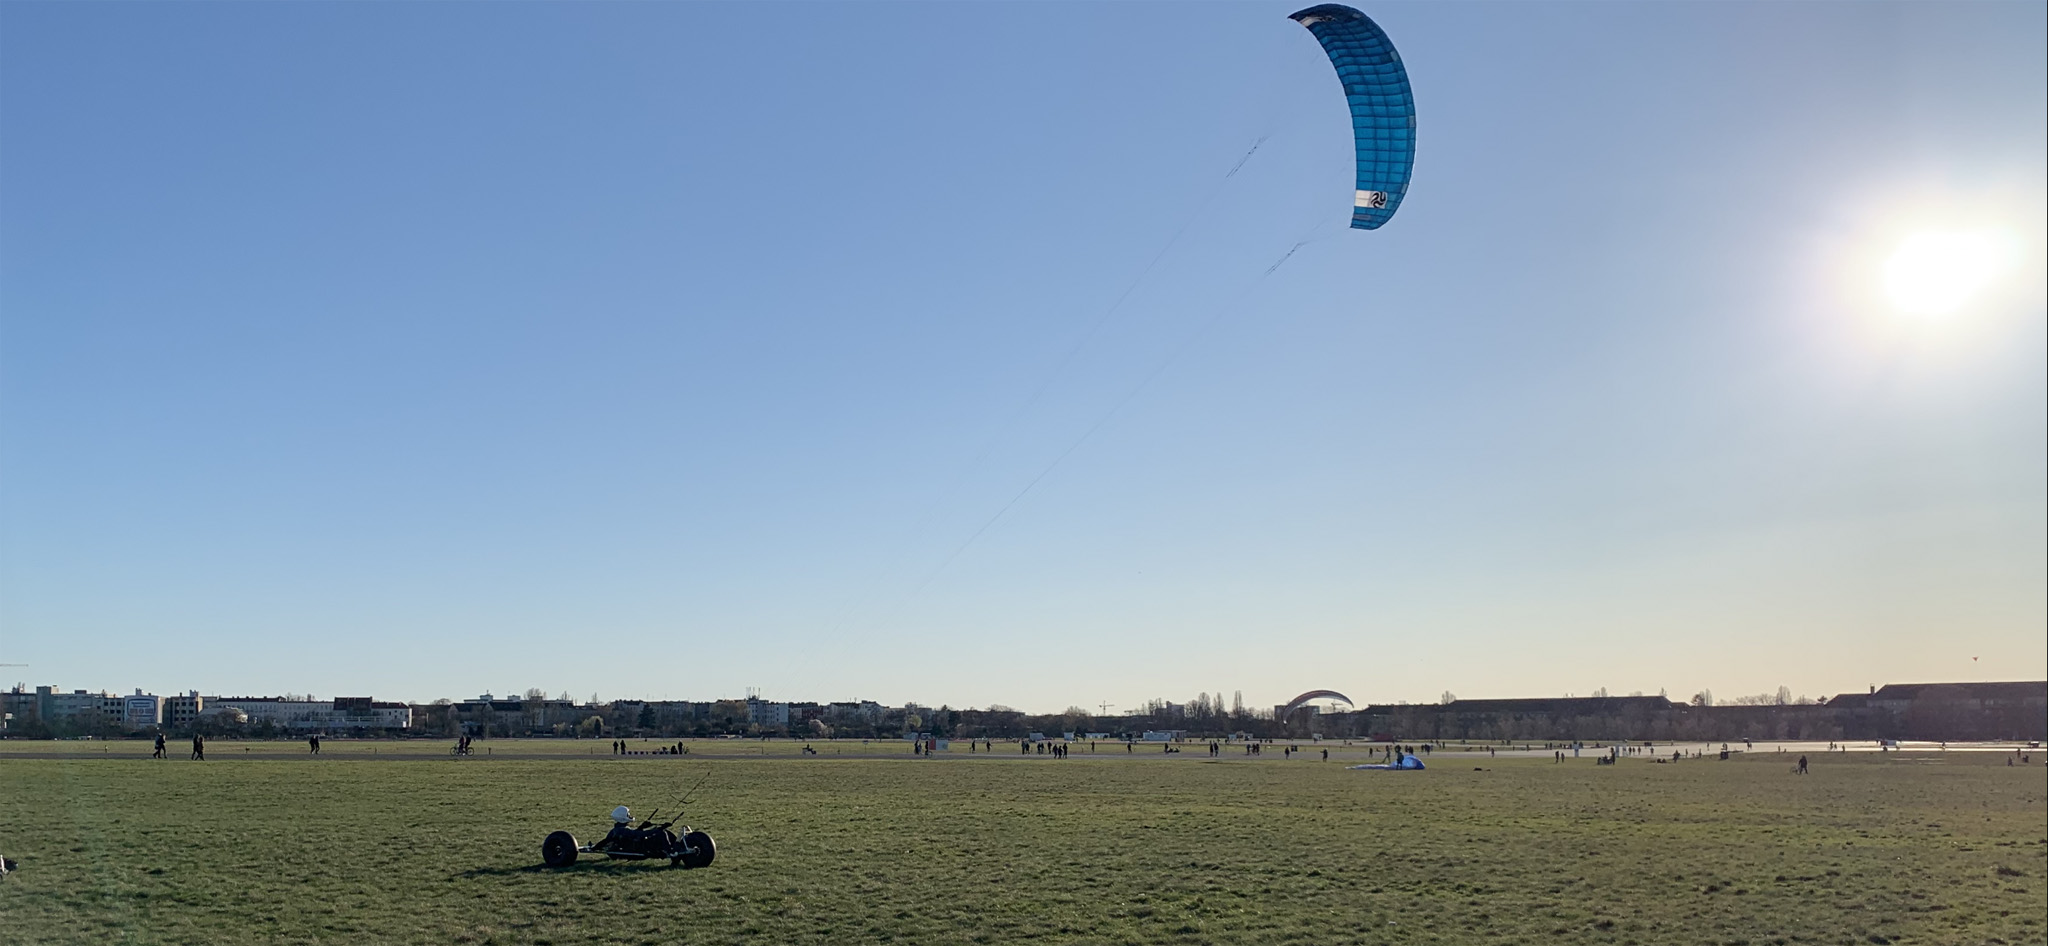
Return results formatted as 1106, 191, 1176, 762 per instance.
1882, 230, 2019, 318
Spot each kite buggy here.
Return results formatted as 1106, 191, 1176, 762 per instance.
541, 806, 715, 869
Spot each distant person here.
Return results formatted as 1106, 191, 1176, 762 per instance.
1321, 748, 1328, 762
1796, 755, 1808, 775
152, 734, 166, 759
309, 736, 320, 755
190, 734, 205, 761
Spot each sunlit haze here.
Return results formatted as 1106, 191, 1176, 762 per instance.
2, 2, 2042, 712
1884, 230, 2021, 318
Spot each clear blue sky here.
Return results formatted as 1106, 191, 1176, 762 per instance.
3, 2, 2042, 712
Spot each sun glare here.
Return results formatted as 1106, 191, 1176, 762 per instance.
1882, 230, 2018, 318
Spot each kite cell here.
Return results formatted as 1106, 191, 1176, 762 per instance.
1288, 4, 1416, 230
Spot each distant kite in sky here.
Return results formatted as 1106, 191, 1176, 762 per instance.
1289, 4, 1417, 230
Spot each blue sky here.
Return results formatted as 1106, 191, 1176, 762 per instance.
3, 2, 2042, 712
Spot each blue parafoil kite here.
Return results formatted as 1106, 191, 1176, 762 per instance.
1288, 4, 1416, 230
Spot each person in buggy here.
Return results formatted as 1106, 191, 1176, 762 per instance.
541, 806, 715, 869
604, 807, 653, 846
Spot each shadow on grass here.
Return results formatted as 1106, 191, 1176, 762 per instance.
457, 861, 667, 878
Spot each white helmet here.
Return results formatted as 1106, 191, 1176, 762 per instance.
611, 806, 631, 823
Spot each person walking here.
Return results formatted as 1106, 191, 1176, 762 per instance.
190, 734, 205, 761
1796, 755, 1809, 775
152, 733, 166, 759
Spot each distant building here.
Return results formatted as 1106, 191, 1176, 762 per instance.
163, 692, 204, 730
452, 694, 580, 735
211, 696, 411, 732
0, 686, 35, 730
788, 702, 824, 728
0, 686, 142, 732
122, 691, 162, 729
1829, 681, 2047, 740
825, 701, 885, 722
1863, 681, 2046, 715
745, 697, 789, 728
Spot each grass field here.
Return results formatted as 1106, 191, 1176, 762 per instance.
2, 743, 2042, 945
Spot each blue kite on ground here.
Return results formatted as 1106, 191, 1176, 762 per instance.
1349, 754, 1425, 770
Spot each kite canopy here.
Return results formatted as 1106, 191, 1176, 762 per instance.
1349, 755, 1425, 771
1288, 4, 1416, 230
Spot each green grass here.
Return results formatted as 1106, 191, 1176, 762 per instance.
1, 748, 2042, 945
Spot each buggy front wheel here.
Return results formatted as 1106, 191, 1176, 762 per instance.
541, 831, 579, 868
678, 831, 715, 869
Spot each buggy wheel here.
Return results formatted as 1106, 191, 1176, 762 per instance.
541, 831, 579, 868
679, 831, 715, 869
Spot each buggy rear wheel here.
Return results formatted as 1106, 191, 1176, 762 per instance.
541, 831, 579, 868
678, 831, 715, 869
